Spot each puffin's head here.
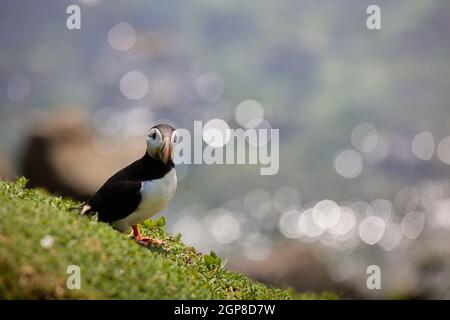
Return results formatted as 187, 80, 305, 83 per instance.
146, 124, 177, 165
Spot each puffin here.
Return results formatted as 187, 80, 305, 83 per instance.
80, 124, 178, 246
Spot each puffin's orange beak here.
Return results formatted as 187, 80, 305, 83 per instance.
160, 137, 171, 164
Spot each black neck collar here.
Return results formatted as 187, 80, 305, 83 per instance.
142, 152, 174, 170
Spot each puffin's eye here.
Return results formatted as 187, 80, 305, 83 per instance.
149, 131, 157, 139
172, 131, 178, 143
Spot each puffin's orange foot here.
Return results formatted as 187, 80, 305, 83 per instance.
132, 225, 163, 246
135, 236, 163, 247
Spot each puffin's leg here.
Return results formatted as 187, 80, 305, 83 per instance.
132, 225, 150, 245
131, 225, 163, 246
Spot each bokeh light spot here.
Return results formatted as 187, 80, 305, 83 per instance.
273, 186, 301, 213
172, 215, 203, 246
411, 131, 434, 160
195, 72, 224, 101
358, 216, 385, 245
278, 209, 302, 239
312, 199, 341, 229
401, 211, 425, 239
328, 206, 356, 237
210, 212, 241, 244
244, 188, 272, 218
108, 22, 136, 51
234, 100, 265, 128
351, 123, 378, 153
242, 233, 272, 261
395, 186, 419, 214
437, 137, 450, 165
120, 71, 149, 100
298, 208, 324, 238
334, 149, 363, 179
202, 118, 231, 148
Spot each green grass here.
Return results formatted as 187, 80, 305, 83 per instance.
0, 177, 337, 300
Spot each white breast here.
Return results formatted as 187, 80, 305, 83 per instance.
111, 169, 177, 231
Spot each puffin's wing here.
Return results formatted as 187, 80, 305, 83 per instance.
88, 179, 142, 222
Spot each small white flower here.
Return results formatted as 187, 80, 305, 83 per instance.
40, 235, 54, 249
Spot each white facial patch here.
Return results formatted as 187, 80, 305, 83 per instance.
146, 128, 163, 159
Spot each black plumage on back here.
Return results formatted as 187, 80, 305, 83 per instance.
86, 152, 174, 222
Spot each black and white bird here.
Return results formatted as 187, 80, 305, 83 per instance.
80, 124, 178, 246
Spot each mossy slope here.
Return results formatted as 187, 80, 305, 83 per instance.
0, 178, 335, 300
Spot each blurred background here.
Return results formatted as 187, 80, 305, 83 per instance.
1, 0, 450, 299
